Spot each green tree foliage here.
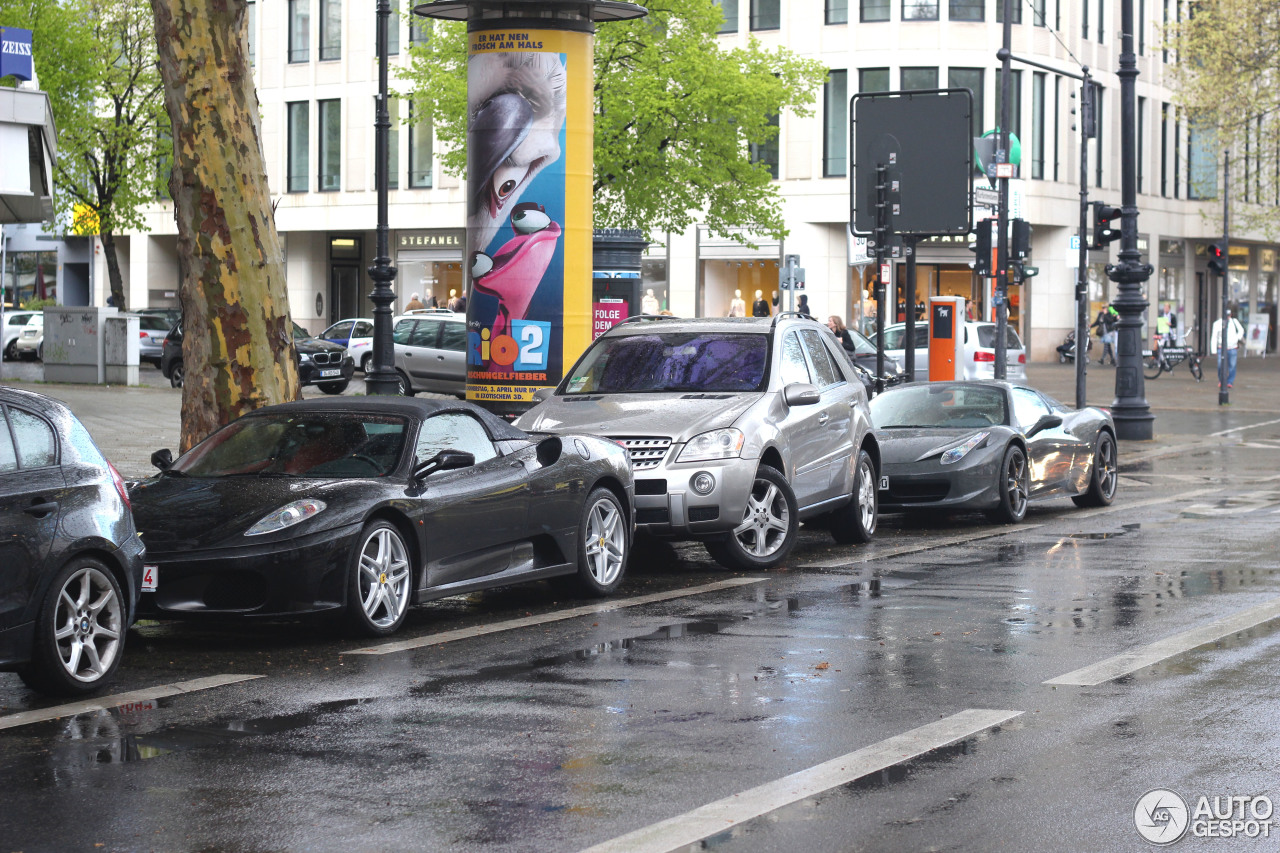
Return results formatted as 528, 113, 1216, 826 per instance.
1165, 0, 1280, 234
400, 0, 826, 242
0, 0, 166, 310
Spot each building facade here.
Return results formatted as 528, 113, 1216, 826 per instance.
101, 0, 1277, 361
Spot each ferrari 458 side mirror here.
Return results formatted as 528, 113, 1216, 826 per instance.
151, 448, 174, 471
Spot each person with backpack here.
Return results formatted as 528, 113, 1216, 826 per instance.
1091, 304, 1119, 366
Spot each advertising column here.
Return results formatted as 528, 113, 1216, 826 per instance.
463, 29, 591, 415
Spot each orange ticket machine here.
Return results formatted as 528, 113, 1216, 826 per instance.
928, 296, 965, 381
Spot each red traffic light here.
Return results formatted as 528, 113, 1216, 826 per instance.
1207, 242, 1227, 275
1090, 201, 1122, 248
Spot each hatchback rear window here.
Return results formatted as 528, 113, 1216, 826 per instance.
564, 333, 769, 393
975, 324, 1023, 349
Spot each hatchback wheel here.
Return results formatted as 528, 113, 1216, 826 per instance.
706, 466, 798, 571
345, 521, 413, 637
830, 448, 877, 544
988, 444, 1029, 523
19, 557, 126, 696
1073, 431, 1118, 508
395, 371, 415, 397
170, 361, 184, 388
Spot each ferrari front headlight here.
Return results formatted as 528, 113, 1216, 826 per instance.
246, 499, 327, 536
940, 432, 990, 465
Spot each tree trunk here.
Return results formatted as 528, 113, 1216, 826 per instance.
100, 229, 127, 311
149, 0, 299, 452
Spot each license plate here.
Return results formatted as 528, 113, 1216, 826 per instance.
142, 564, 157, 592
319, 368, 341, 378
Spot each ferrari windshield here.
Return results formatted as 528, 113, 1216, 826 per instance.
563, 333, 769, 393
871, 384, 1008, 429
172, 412, 409, 477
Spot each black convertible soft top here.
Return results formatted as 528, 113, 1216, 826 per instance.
238, 396, 531, 441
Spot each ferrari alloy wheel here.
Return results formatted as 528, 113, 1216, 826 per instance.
573, 488, 629, 596
831, 448, 878, 544
1073, 431, 1118, 508
989, 444, 1029, 523
346, 521, 412, 637
707, 466, 798, 571
19, 557, 126, 696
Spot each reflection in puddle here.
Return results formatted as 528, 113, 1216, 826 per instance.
1066, 523, 1141, 541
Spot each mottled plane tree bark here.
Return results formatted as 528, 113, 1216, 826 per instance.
149, 0, 299, 450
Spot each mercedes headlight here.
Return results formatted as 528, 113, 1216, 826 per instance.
677, 428, 745, 462
246, 499, 327, 536
940, 432, 989, 465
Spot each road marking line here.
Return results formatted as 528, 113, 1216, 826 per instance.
0, 674, 263, 731
799, 526, 1042, 568
1210, 417, 1280, 437
1044, 597, 1280, 686
576, 708, 1023, 853
343, 577, 767, 656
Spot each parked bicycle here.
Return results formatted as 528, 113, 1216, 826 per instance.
1144, 336, 1203, 380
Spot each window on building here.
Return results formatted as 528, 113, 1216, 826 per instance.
861, 0, 890, 22
948, 68, 984, 137
248, 1, 256, 65
1188, 124, 1217, 200
718, 0, 739, 31
1174, 116, 1181, 199
827, 0, 849, 23
996, 0, 1021, 23
287, 101, 309, 193
1053, 76, 1061, 181
1097, 0, 1105, 42
904, 0, 939, 20
751, 0, 780, 29
409, 16, 430, 44
860, 67, 890, 93
750, 112, 780, 179
1031, 0, 1046, 24
383, 96, 400, 190
1161, 103, 1169, 197
1138, 0, 1144, 52
1031, 72, 1046, 179
387, 0, 400, 54
288, 0, 309, 63
1081, 0, 1088, 39
901, 67, 938, 90
319, 99, 341, 191
409, 103, 432, 188
950, 0, 983, 21
319, 0, 340, 60
993, 69, 1022, 140
1093, 82, 1103, 187
824, 70, 847, 177
1137, 96, 1145, 194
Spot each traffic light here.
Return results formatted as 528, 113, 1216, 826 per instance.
1207, 242, 1227, 275
1090, 202, 1122, 248
1011, 218, 1032, 259
968, 218, 993, 275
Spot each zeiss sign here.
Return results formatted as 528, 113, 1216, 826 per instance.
0, 27, 33, 82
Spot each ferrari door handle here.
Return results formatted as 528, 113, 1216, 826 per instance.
24, 500, 58, 517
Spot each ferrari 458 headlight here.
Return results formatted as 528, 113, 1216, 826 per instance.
940, 432, 990, 465
246, 499, 327, 536
677, 428, 746, 463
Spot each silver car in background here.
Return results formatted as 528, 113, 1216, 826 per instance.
517, 315, 881, 571
881, 320, 1027, 381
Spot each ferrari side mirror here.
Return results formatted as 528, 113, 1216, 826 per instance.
413, 449, 475, 482
1026, 414, 1063, 437
151, 449, 173, 471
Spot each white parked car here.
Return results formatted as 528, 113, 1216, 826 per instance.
2, 310, 39, 360
319, 318, 374, 372
881, 320, 1027, 382
14, 312, 44, 361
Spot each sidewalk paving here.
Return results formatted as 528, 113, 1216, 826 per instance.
2, 353, 1277, 479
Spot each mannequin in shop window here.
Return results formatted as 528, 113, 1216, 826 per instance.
752, 289, 770, 317
642, 288, 659, 314
728, 289, 746, 317
447, 288, 463, 313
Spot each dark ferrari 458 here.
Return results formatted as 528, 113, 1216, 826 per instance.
870, 381, 1117, 522
129, 398, 634, 637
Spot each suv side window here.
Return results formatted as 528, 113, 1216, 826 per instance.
798, 329, 841, 388
779, 331, 811, 385
439, 321, 466, 352
393, 319, 415, 345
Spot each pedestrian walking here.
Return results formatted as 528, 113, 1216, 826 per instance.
405, 292, 425, 312
796, 294, 812, 319
1091, 305, 1119, 365
1210, 310, 1246, 388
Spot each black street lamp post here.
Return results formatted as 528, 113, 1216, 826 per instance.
365, 0, 400, 396
1106, 0, 1155, 439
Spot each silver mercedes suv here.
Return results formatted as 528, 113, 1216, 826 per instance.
516, 314, 880, 570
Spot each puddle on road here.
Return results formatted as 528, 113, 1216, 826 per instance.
1066, 523, 1142, 541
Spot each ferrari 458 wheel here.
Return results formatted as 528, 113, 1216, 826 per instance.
830, 448, 878, 544
706, 465, 798, 571
988, 444, 1029, 523
19, 557, 126, 696
572, 488, 629, 596
345, 521, 413, 637
1072, 431, 1118, 508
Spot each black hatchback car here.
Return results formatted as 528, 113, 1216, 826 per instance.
0, 387, 146, 695
163, 320, 354, 393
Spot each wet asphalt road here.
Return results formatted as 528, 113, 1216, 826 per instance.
2, 361, 1280, 851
